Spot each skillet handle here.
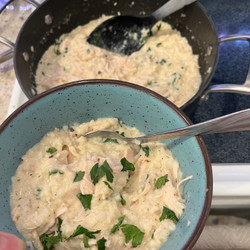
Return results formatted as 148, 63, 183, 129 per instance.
0, 0, 40, 64
0, 36, 15, 63
199, 34, 250, 103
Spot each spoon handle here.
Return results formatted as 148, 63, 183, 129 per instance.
152, 0, 197, 20
138, 108, 250, 143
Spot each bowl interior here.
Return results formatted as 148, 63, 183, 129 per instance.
0, 80, 212, 249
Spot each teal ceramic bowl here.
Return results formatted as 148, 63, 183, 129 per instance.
0, 79, 212, 249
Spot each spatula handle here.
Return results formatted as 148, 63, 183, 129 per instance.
152, 0, 197, 20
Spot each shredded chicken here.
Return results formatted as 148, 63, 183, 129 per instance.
10, 118, 188, 250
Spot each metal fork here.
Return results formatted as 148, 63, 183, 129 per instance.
84, 108, 250, 144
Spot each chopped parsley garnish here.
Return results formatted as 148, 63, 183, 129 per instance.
103, 181, 113, 190
110, 215, 126, 234
54, 39, 62, 55
139, 145, 150, 157
155, 174, 169, 189
36, 188, 42, 200
97, 237, 107, 250
57, 217, 63, 239
46, 147, 57, 154
87, 48, 91, 53
90, 163, 99, 184
77, 193, 92, 210
120, 193, 126, 206
116, 131, 125, 137
147, 47, 151, 52
90, 161, 114, 185
49, 169, 64, 176
42, 71, 45, 76
147, 80, 152, 85
73, 171, 85, 182
169, 72, 181, 88
68, 225, 101, 248
104, 138, 119, 144
157, 23, 162, 31
139, 31, 153, 45
40, 217, 63, 250
83, 235, 89, 248
40, 220, 103, 249
151, 229, 155, 239
156, 42, 162, 47
159, 206, 179, 222
121, 157, 135, 172
68, 225, 100, 239
120, 224, 145, 247
159, 59, 166, 65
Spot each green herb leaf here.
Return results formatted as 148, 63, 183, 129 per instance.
77, 193, 92, 210
159, 59, 166, 65
103, 181, 113, 190
68, 225, 100, 239
155, 174, 169, 189
90, 163, 100, 185
73, 171, 85, 182
110, 215, 126, 234
83, 234, 89, 248
49, 169, 64, 176
139, 31, 153, 45
40, 217, 63, 250
120, 224, 145, 247
139, 145, 150, 157
157, 23, 162, 31
159, 206, 179, 222
90, 161, 114, 185
121, 157, 135, 172
116, 131, 125, 137
169, 72, 181, 87
151, 230, 155, 239
120, 193, 126, 206
156, 42, 162, 47
97, 237, 107, 250
99, 160, 114, 183
104, 138, 119, 144
36, 188, 42, 200
40, 234, 61, 250
46, 147, 57, 154
54, 39, 62, 55
57, 217, 63, 240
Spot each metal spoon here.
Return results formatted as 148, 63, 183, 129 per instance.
87, 0, 196, 55
84, 108, 250, 144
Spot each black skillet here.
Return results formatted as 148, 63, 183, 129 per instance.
1, 0, 249, 113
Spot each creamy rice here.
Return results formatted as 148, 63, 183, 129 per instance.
10, 118, 185, 250
36, 16, 201, 107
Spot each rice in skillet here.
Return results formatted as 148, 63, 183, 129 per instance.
36, 16, 201, 107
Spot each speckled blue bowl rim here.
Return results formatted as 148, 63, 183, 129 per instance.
0, 79, 212, 249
